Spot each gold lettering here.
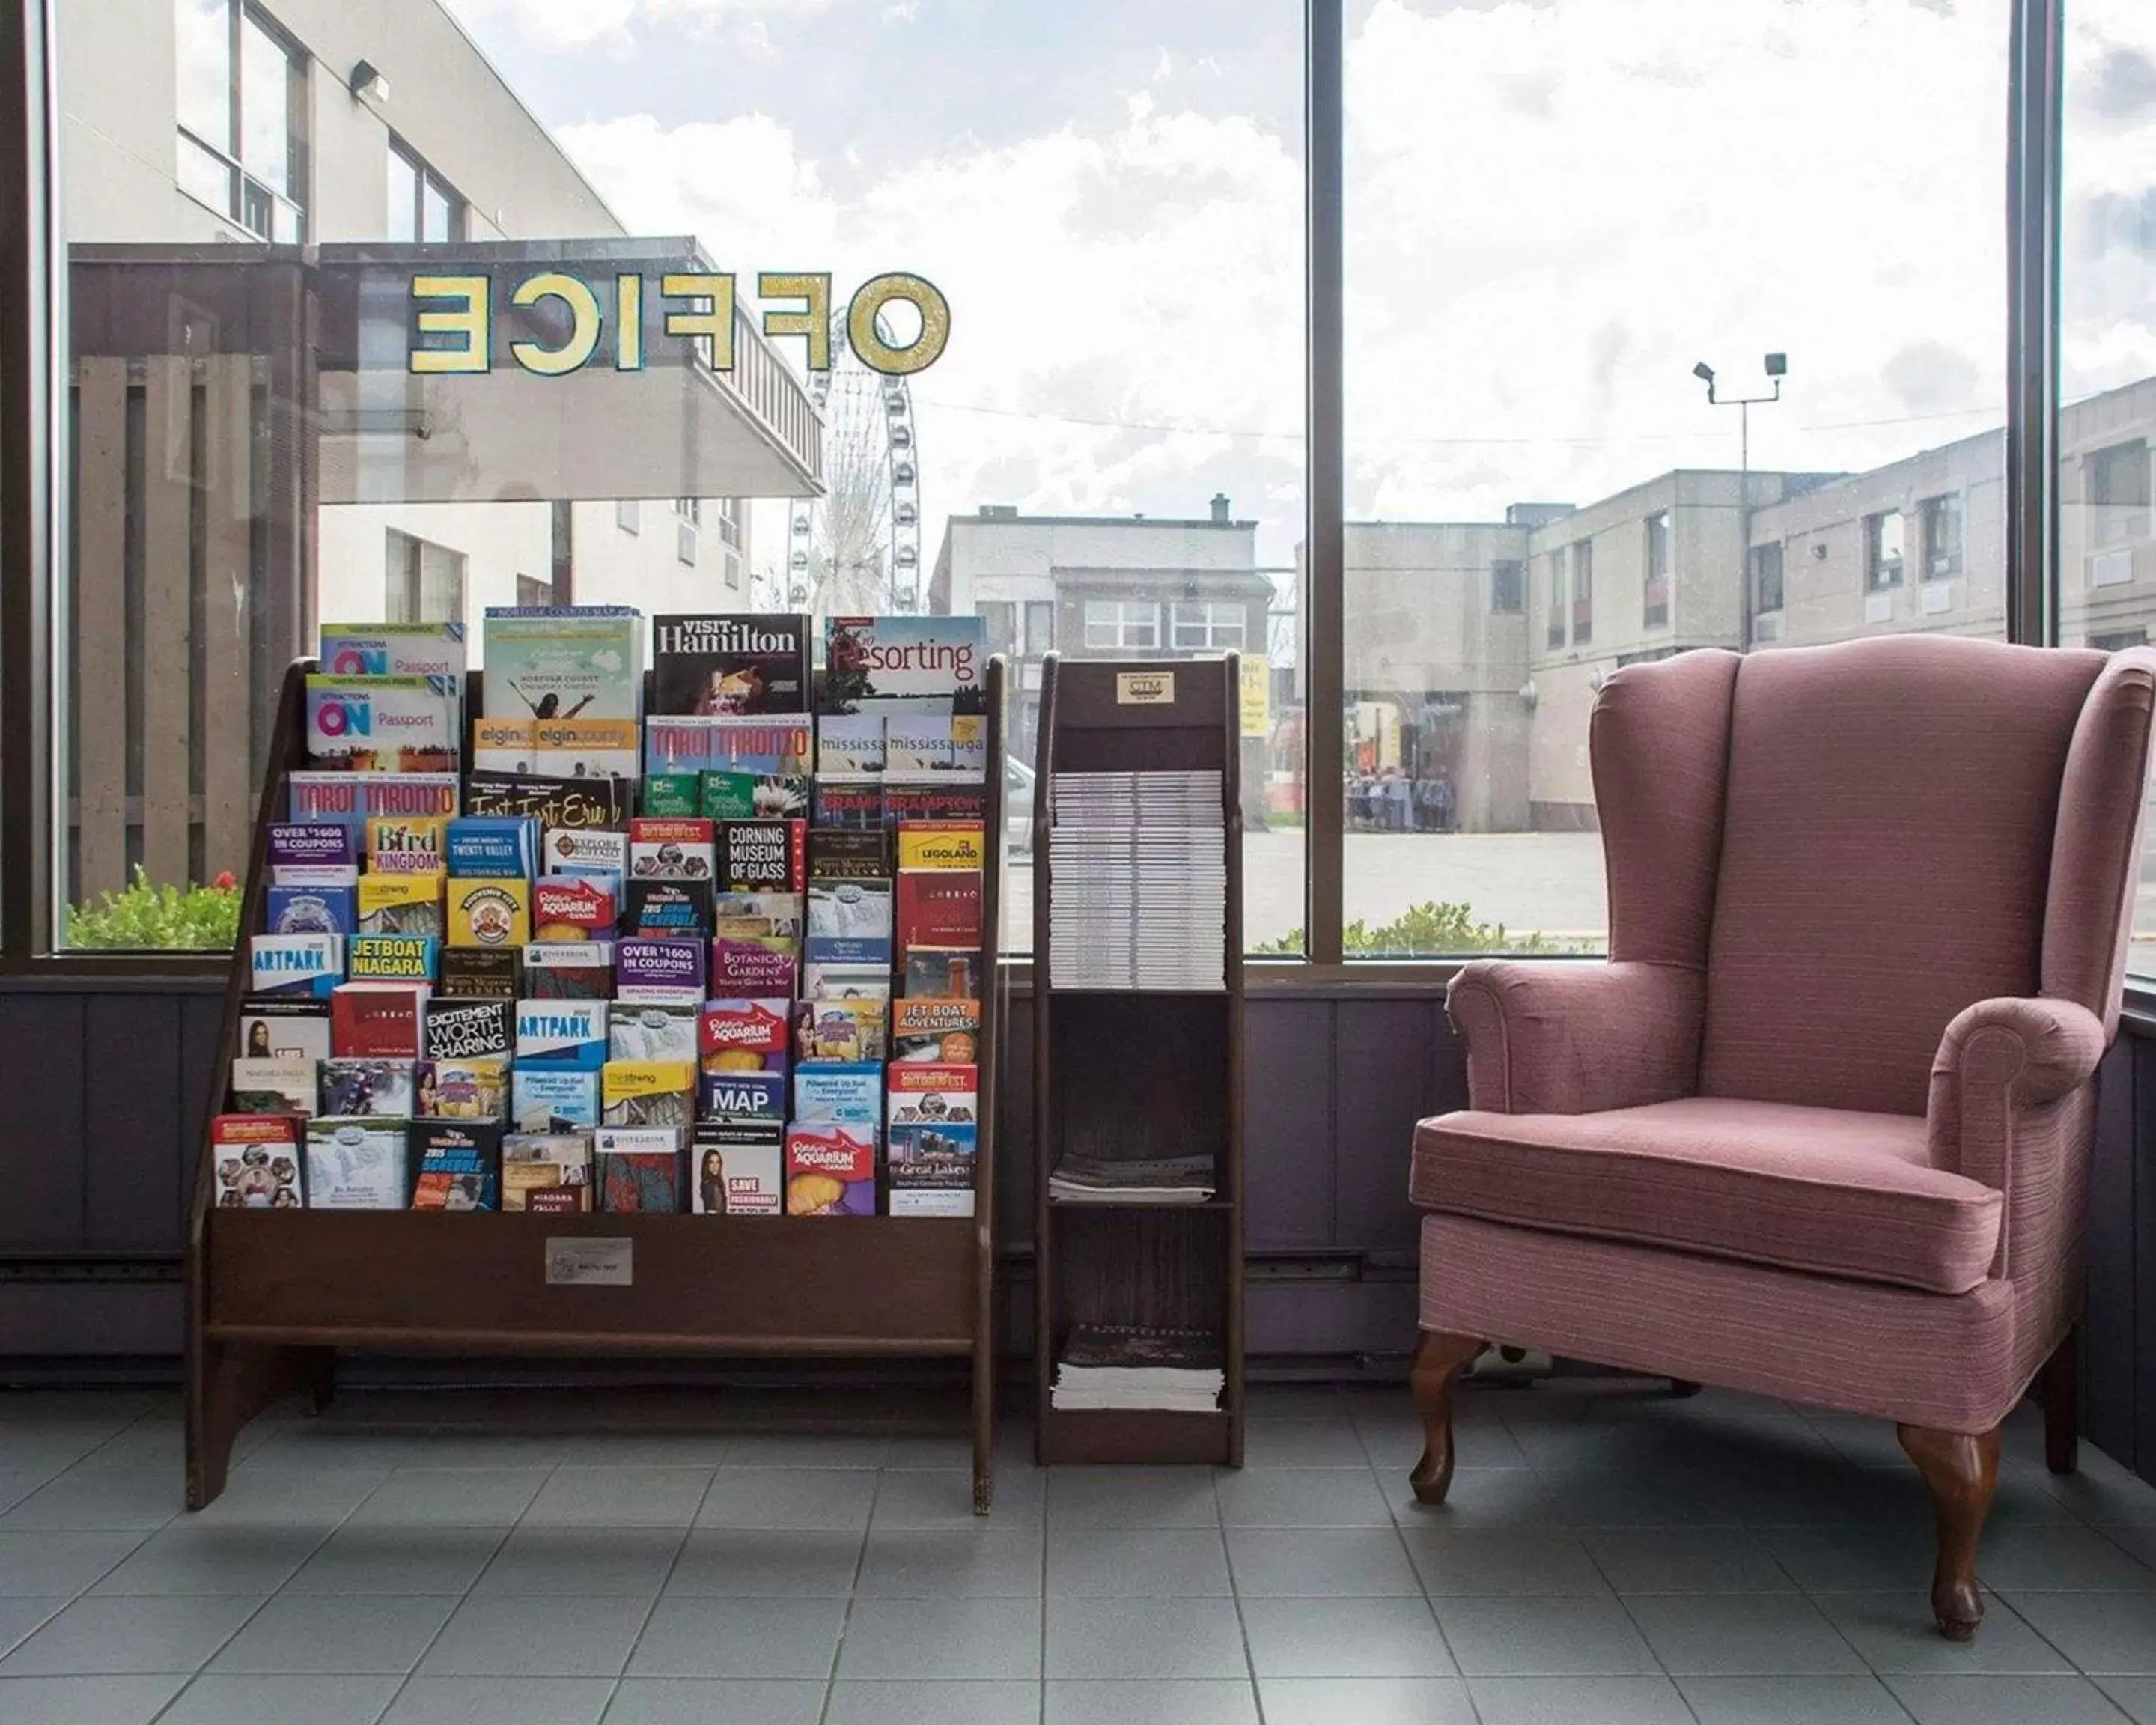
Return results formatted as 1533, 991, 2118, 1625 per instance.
847, 273, 951, 376
509, 271, 601, 377
409, 275, 490, 374
660, 273, 736, 370
759, 272, 832, 370
616, 273, 645, 371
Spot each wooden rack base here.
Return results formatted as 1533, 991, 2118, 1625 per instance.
188, 1212, 990, 1509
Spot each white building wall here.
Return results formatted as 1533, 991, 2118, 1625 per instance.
64, 0, 755, 653
570, 500, 753, 618
317, 502, 552, 645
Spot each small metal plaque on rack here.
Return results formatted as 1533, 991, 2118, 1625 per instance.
544, 1237, 633, 1286
1116, 671, 1175, 705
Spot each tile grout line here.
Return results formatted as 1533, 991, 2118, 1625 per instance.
325, 1440, 576, 1724
139, 1425, 398, 1725
1213, 1452, 1264, 1725
1353, 1411, 1483, 1725
1747, 1518, 1925, 1714
602, 1476, 706, 1724
1038, 1459, 1049, 1725
1567, 1522, 1711, 1725
814, 1426, 889, 1725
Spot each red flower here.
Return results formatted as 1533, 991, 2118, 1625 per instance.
213, 871, 237, 891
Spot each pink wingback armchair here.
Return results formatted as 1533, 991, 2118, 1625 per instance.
1407, 633, 2156, 1642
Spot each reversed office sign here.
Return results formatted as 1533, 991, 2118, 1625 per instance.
409, 269, 951, 379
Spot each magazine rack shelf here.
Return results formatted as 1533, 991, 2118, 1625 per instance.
1030, 653, 1246, 1467
185, 656, 1011, 1513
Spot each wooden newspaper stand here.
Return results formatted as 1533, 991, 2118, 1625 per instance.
185, 656, 1010, 1512
1030, 653, 1246, 1466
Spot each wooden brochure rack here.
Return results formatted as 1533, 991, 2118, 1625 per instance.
186, 657, 1010, 1512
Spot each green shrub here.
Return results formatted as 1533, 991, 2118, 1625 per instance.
1254, 899, 1583, 958
66, 866, 242, 951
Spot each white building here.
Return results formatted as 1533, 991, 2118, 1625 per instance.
1332, 378, 2156, 830
929, 496, 1273, 776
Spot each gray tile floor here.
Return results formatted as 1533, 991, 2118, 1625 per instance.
1, 1378, 2154, 1724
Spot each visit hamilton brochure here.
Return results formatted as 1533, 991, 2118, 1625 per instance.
651, 615, 811, 715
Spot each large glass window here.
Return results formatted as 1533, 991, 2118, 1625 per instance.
1571, 537, 1595, 645
1753, 541, 1786, 618
1171, 600, 1248, 651
384, 529, 468, 624
389, 139, 465, 246
1643, 511, 1672, 628
1919, 492, 1964, 579
48, 0, 1306, 954
1345, 0, 2009, 955
2062, 0, 2156, 977
1085, 600, 1162, 651
1866, 510, 1907, 590
171, 1, 304, 241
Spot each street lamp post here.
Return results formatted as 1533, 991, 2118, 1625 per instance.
1692, 352, 1788, 651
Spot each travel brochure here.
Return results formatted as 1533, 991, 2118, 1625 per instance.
220, 607, 990, 1216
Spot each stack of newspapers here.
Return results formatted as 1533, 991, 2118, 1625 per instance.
1051, 1323, 1225, 1413
1047, 770, 1225, 991
1047, 1153, 1216, 1206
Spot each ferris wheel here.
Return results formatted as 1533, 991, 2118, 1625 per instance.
786, 317, 922, 616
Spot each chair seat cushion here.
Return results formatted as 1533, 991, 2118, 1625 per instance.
1410, 1097, 2003, 1295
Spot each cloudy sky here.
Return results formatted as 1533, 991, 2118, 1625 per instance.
439, 0, 2155, 576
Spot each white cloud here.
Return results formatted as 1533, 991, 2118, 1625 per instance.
471, 0, 2150, 569
447, 0, 835, 52
554, 93, 1306, 554
1342, 0, 2018, 520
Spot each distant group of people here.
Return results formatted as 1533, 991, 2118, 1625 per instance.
1349, 767, 1456, 833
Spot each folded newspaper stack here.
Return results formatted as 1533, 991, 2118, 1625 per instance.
1047, 769, 1225, 991
1051, 1323, 1225, 1413
1047, 1152, 1216, 1206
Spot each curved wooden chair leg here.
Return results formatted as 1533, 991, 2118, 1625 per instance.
1898, 1422, 2002, 1642
2040, 1328, 2079, 1477
1407, 1330, 1487, 1506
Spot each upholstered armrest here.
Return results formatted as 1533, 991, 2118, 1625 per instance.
1927, 996, 2105, 1180
1445, 959, 1704, 1116
1927, 996, 2106, 1280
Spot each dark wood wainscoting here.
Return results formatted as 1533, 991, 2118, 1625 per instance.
6, 970, 2152, 1497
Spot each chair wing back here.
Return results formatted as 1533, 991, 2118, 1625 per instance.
2042, 648, 2156, 1040
1593, 636, 2125, 1119
1592, 647, 1742, 971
